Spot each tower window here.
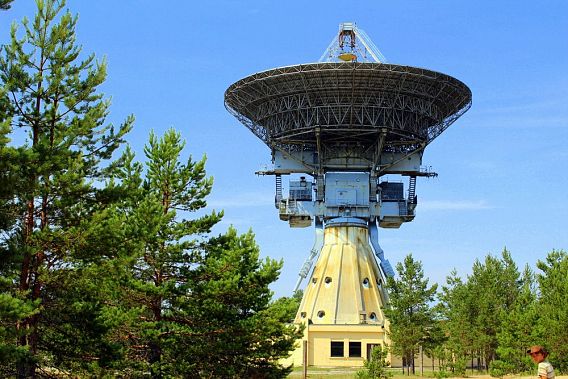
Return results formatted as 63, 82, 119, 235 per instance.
349, 341, 362, 357
330, 341, 344, 357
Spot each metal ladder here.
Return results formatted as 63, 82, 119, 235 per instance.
275, 174, 282, 208
408, 176, 416, 202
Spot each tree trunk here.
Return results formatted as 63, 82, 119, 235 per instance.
16, 360, 35, 379
411, 348, 415, 375
16, 57, 44, 378
149, 288, 163, 378
17, 197, 36, 378
420, 345, 423, 376
149, 341, 162, 379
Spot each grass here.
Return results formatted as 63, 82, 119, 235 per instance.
288, 366, 410, 379
287, 367, 563, 379
288, 365, 360, 379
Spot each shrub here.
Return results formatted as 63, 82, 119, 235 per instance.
356, 345, 392, 379
489, 360, 515, 378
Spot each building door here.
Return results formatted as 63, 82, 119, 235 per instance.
366, 343, 380, 361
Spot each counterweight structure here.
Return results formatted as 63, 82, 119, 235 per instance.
225, 22, 471, 366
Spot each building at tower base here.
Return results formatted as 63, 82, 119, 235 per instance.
285, 323, 388, 367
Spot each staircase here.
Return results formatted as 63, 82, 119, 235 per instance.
407, 176, 417, 215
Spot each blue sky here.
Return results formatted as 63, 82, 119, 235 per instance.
2, 0, 567, 297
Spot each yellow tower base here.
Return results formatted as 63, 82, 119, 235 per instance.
286, 224, 390, 367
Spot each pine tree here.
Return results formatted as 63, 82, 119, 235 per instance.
493, 265, 537, 374
438, 249, 525, 375
468, 250, 522, 371
535, 250, 568, 372
0, 0, 132, 376
104, 129, 301, 378
111, 129, 222, 377
438, 270, 476, 373
0, 88, 15, 230
384, 254, 438, 375
0, 42, 34, 377
179, 227, 300, 378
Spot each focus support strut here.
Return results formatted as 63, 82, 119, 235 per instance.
293, 219, 324, 292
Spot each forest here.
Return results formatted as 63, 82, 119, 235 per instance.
1, 1, 567, 378
385, 251, 568, 377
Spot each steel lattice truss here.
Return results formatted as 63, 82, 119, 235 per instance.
225, 62, 471, 167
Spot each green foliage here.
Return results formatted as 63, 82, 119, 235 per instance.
91, 129, 300, 378
489, 359, 515, 378
0, 88, 16, 236
438, 249, 525, 372
469, 250, 521, 367
434, 370, 450, 379
356, 345, 392, 379
495, 265, 537, 373
535, 250, 568, 372
384, 254, 438, 374
270, 290, 303, 324
437, 270, 474, 362
0, 0, 14, 11
177, 227, 300, 378
2, 2, 567, 378
447, 356, 467, 377
1, 3, 301, 371
0, 0, 132, 376
437, 249, 568, 375
0, 279, 39, 377
101, 129, 222, 375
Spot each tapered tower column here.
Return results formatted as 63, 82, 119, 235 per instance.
285, 222, 390, 367
295, 224, 387, 326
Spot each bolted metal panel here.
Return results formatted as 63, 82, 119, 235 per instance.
325, 172, 370, 207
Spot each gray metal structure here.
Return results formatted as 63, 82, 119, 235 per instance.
225, 22, 471, 291
225, 62, 471, 172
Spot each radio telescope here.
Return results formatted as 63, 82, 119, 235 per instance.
225, 22, 471, 366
